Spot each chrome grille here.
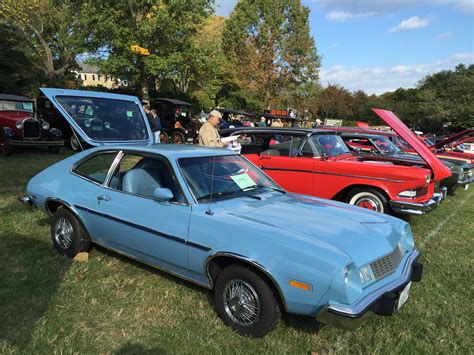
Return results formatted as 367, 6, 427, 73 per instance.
370, 245, 403, 280
23, 119, 41, 139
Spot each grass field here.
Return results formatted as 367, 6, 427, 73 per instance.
1, 149, 473, 354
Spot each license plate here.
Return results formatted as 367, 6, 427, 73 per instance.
397, 282, 412, 310
465, 184, 469, 191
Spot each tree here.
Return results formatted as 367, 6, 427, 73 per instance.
80, 0, 214, 101
0, 0, 85, 80
223, 0, 320, 109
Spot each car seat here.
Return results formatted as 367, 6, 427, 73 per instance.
122, 168, 162, 198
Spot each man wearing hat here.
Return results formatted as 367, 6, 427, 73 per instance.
198, 110, 228, 147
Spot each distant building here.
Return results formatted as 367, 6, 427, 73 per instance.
74, 63, 129, 89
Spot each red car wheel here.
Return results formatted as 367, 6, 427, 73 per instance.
346, 188, 389, 214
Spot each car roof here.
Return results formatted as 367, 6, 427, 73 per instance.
150, 98, 192, 106
0, 94, 33, 102
91, 143, 238, 159
220, 127, 339, 136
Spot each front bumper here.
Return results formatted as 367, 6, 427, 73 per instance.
389, 187, 447, 215
316, 250, 423, 330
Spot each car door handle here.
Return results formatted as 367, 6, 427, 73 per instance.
97, 195, 111, 202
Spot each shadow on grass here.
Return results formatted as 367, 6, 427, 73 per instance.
115, 342, 166, 354
0, 231, 71, 350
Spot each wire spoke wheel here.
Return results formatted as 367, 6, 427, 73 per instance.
223, 279, 261, 326
54, 217, 74, 249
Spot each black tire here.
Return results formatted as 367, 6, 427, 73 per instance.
51, 208, 91, 258
345, 187, 389, 214
214, 265, 281, 337
48, 146, 60, 154
160, 131, 169, 143
170, 131, 186, 144
0, 132, 12, 157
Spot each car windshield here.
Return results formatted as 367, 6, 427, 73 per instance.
0, 100, 33, 112
311, 134, 350, 156
372, 136, 402, 154
179, 155, 282, 202
55, 96, 149, 141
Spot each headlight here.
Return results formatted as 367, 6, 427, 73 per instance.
84, 119, 91, 128
50, 128, 62, 137
104, 121, 111, 129
16, 121, 24, 129
41, 121, 50, 130
397, 189, 417, 198
425, 173, 431, 186
401, 223, 415, 250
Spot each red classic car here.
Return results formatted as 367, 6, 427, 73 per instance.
0, 94, 64, 156
221, 110, 451, 216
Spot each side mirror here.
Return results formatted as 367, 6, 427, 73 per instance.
153, 187, 174, 202
353, 147, 361, 155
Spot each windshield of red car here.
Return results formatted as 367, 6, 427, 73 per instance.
0, 100, 33, 112
178, 155, 281, 202
372, 136, 402, 154
55, 96, 149, 141
311, 135, 350, 156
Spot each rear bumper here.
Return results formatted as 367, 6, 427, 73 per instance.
316, 250, 423, 330
9, 140, 64, 147
18, 194, 36, 209
389, 187, 447, 215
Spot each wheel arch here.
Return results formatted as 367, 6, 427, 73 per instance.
205, 252, 288, 312
333, 183, 391, 202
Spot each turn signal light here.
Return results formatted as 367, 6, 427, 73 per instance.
289, 280, 311, 291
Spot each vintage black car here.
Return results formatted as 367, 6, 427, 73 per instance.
216, 108, 250, 129
149, 98, 200, 144
0, 94, 64, 156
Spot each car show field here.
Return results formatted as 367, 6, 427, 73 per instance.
0, 150, 472, 354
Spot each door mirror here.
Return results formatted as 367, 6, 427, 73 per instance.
153, 187, 174, 202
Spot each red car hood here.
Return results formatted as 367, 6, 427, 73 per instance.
372, 109, 452, 181
433, 129, 474, 150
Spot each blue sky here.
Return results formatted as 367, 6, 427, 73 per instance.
215, 0, 474, 94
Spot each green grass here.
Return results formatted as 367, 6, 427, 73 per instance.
1, 150, 473, 354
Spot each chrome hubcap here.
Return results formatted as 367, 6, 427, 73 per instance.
54, 217, 73, 249
223, 279, 260, 326
356, 197, 380, 211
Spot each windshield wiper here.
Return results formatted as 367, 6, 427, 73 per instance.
244, 185, 286, 194
198, 190, 261, 201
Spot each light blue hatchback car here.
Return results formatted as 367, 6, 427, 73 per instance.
20, 89, 423, 337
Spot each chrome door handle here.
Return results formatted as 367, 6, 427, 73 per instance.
97, 195, 111, 202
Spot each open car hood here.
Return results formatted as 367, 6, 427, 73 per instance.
372, 109, 452, 181
433, 129, 474, 150
40, 88, 153, 146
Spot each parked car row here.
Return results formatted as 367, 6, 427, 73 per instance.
13, 89, 469, 338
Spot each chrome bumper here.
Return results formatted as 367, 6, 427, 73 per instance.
389, 187, 447, 215
17, 194, 36, 209
316, 250, 423, 330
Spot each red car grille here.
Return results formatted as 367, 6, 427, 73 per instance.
23, 119, 41, 139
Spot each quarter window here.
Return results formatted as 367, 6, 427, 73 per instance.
73, 152, 118, 184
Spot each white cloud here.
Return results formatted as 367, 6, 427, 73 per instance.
326, 10, 376, 22
320, 53, 474, 95
435, 32, 453, 40
389, 16, 433, 32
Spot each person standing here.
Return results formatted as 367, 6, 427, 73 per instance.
198, 110, 228, 147
151, 109, 161, 143
258, 117, 267, 127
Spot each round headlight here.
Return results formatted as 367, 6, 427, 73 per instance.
42, 121, 50, 130
104, 121, 111, 129
16, 121, 24, 129
84, 119, 91, 128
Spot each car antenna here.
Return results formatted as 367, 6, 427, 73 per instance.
206, 155, 216, 215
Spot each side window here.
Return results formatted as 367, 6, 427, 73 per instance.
266, 135, 303, 157
109, 154, 185, 203
300, 139, 317, 157
73, 152, 118, 184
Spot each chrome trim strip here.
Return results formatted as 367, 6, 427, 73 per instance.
74, 204, 211, 252
205, 252, 288, 311
325, 250, 420, 316
261, 167, 404, 183
103, 150, 124, 187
